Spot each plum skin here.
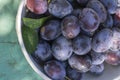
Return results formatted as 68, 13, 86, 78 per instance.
26, 0, 48, 14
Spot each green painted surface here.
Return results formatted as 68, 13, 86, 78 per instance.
0, 0, 43, 80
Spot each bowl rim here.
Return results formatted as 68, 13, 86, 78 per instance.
16, 1, 120, 80
16, 0, 51, 80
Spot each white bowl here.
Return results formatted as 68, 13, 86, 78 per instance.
16, 0, 120, 80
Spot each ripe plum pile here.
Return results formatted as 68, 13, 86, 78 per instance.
25, 0, 120, 80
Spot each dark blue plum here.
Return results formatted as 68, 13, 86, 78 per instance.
90, 51, 105, 65
99, 0, 117, 14
34, 41, 52, 61
67, 0, 74, 3
115, 8, 120, 19
72, 35, 91, 55
105, 50, 120, 65
77, 0, 88, 6
40, 20, 61, 40
68, 54, 92, 73
48, 0, 73, 18
92, 28, 113, 53
52, 36, 73, 61
61, 15, 81, 39
80, 29, 95, 37
102, 13, 113, 28
60, 61, 68, 68
26, 0, 48, 14
110, 28, 120, 51
113, 14, 120, 27
67, 66, 83, 80
44, 60, 66, 80
72, 9, 82, 17
90, 63, 104, 75
87, 0, 107, 23
117, 0, 120, 7
80, 8, 100, 32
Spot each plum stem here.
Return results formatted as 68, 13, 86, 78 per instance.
65, 76, 71, 80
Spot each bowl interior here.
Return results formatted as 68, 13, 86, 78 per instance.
16, 0, 51, 80
16, 0, 120, 80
